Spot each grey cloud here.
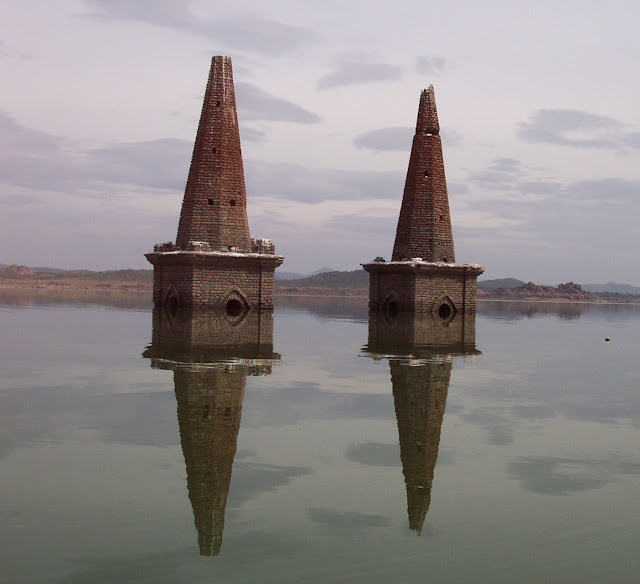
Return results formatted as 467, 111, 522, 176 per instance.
89, 138, 191, 190
0, 40, 31, 60
415, 55, 446, 75
0, 111, 192, 193
353, 126, 462, 152
517, 181, 561, 195
83, 0, 319, 56
447, 182, 470, 196
345, 442, 401, 467
461, 409, 514, 446
56, 548, 192, 584
242, 380, 393, 429
354, 127, 413, 151
507, 456, 640, 495
307, 507, 391, 529
442, 129, 464, 147
463, 158, 640, 209
318, 61, 402, 90
491, 158, 521, 173
622, 132, 640, 148
325, 214, 395, 240
511, 404, 556, 419
0, 109, 61, 153
240, 126, 267, 142
467, 157, 525, 189
0, 112, 406, 221
246, 159, 403, 202
0, 111, 82, 191
518, 108, 629, 149
236, 82, 321, 124
564, 177, 640, 203
229, 460, 311, 507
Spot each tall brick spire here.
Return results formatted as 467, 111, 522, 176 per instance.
176, 56, 252, 251
392, 86, 455, 262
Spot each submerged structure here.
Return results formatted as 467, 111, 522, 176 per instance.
363, 86, 483, 319
146, 56, 283, 310
363, 310, 480, 533
144, 307, 279, 555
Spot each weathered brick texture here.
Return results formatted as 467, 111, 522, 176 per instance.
362, 311, 479, 534
147, 251, 281, 309
143, 305, 279, 555
147, 56, 283, 308
176, 56, 252, 252
392, 86, 455, 263
363, 86, 483, 315
392, 359, 450, 533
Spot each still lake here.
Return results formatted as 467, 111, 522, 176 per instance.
1, 290, 640, 583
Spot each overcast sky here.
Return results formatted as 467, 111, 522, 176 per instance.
1, 0, 639, 284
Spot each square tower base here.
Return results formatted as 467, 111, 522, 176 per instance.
363, 260, 484, 321
146, 250, 284, 310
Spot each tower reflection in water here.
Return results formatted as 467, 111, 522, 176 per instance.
143, 307, 280, 556
363, 310, 480, 534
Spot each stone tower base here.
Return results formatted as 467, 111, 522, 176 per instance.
146, 250, 284, 310
362, 260, 484, 321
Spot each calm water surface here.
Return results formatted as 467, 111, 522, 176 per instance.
1, 290, 640, 583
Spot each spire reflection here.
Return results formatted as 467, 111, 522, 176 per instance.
364, 310, 480, 534
143, 307, 280, 555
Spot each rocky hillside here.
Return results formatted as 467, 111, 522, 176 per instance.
485, 281, 600, 301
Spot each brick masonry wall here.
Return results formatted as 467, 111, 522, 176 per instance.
366, 306, 478, 350
365, 263, 481, 339
176, 56, 252, 252
147, 252, 281, 309
149, 306, 276, 359
392, 87, 455, 263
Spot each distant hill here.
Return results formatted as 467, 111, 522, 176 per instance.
276, 271, 308, 280
3, 262, 640, 302
485, 281, 600, 302
0, 264, 152, 291
583, 282, 640, 295
276, 267, 336, 281
275, 269, 368, 289
478, 278, 525, 291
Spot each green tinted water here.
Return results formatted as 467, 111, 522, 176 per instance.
1, 292, 639, 583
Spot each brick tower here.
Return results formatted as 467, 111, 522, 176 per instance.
363, 86, 483, 320
146, 56, 283, 310
143, 307, 280, 556
363, 311, 480, 533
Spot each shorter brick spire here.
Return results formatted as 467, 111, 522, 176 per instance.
416, 86, 440, 136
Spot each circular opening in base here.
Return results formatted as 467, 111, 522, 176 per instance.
226, 299, 244, 317
386, 300, 400, 312
438, 303, 452, 319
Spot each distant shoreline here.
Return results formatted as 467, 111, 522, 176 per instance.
0, 280, 637, 305
2, 264, 639, 304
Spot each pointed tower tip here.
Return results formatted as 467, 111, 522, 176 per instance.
211, 54, 232, 66
416, 85, 440, 135
208, 55, 234, 100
